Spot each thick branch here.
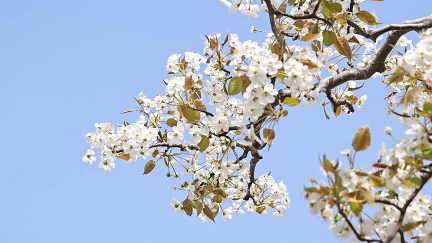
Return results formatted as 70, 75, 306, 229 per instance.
323, 15, 432, 92
347, 19, 431, 42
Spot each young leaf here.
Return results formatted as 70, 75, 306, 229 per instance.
284, 97, 301, 106
334, 36, 352, 61
182, 199, 193, 216
263, 128, 276, 143
241, 76, 251, 94
193, 100, 207, 111
298, 58, 318, 69
400, 86, 425, 108
402, 221, 423, 232
301, 32, 318, 42
203, 204, 215, 223
195, 200, 203, 216
198, 135, 210, 152
350, 202, 363, 216
311, 40, 321, 52
185, 76, 193, 91
118, 153, 130, 161
144, 160, 156, 174
228, 77, 242, 95
352, 126, 371, 151
321, 155, 335, 173
388, 67, 406, 85
359, 187, 375, 207
356, 10, 379, 25
166, 118, 178, 127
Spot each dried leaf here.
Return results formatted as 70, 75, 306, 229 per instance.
119, 109, 137, 115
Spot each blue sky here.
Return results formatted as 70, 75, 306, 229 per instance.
1, 0, 432, 242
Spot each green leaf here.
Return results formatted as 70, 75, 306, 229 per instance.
410, 177, 422, 189
311, 22, 319, 34
323, 30, 336, 47
213, 195, 223, 203
284, 97, 301, 106
350, 202, 363, 216
416, 148, 432, 160
182, 199, 193, 216
184, 107, 200, 123
352, 126, 371, 151
335, 172, 343, 188
331, 3, 342, 13
228, 77, 242, 96
198, 135, 210, 152
143, 160, 156, 175
423, 103, 432, 112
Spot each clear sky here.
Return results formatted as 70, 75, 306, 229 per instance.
1, 0, 432, 242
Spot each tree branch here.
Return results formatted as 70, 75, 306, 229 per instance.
338, 209, 383, 243
115, 142, 199, 154
347, 19, 431, 42
273, 0, 332, 26
323, 15, 432, 92
375, 199, 402, 212
263, 0, 285, 60
385, 171, 432, 243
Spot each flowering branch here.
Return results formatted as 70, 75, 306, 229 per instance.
385, 171, 432, 243
337, 207, 383, 243
272, 0, 332, 26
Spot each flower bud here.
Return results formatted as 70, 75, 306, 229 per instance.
384, 126, 392, 135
